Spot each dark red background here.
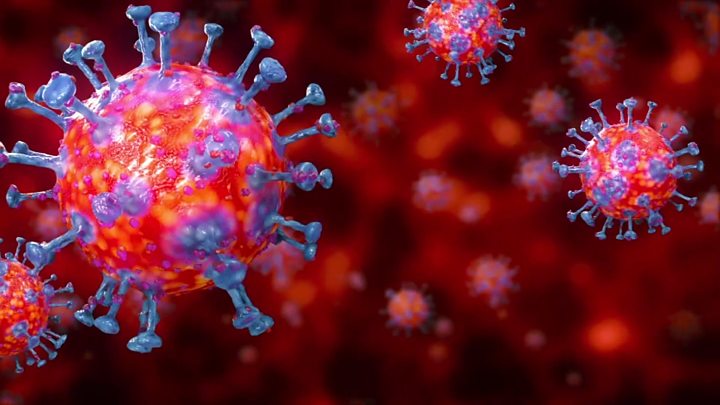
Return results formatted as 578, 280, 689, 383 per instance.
1, 0, 720, 403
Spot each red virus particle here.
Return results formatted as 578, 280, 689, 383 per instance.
0, 235, 75, 373
466, 255, 517, 308
564, 28, 619, 84
347, 84, 402, 141
514, 153, 560, 201
668, 310, 702, 342
405, 0, 525, 86
651, 107, 689, 141
383, 285, 433, 334
169, 14, 207, 63
681, 1, 720, 53
1, 5, 337, 353
699, 187, 720, 225
413, 172, 454, 212
54, 26, 88, 57
553, 99, 704, 240
251, 242, 305, 291
526, 86, 571, 130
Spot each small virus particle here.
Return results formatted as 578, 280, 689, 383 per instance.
433, 316, 454, 337
699, 187, 720, 224
169, 14, 208, 63
587, 318, 629, 353
681, 1, 720, 53
54, 27, 88, 57
281, 301, 303, 328
0, 391, 22, 405
383, 285, 433, 334
524, 329, 546, 350
404, 0, 526, 86
668, 310, 702, 342
29, 205, 65, 240
565, 28, 619, 84
514, 154, 560, 201
526, 86, 571, 130
251, 242, 305, 291
1, 5, 338, 353
466, 256, 517, 308
651, 107, 689, 140
237, 344, 259, 364
413, 172, 454, 212
455, 191, 491, 224
347, 84, 402, 141
553, 98, 704, 240
0, 234, 76, 373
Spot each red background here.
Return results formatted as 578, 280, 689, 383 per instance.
1, 0, 720, 403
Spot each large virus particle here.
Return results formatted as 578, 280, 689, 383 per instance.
0, 232, 76, 373
514, 153, 560, 201
526, 86, 571, 131
681, 1, 720, 53
564, 28, 619, 84
1, 5, 337, 353
383, 285, 433, 335
347, 84, 402, 141
466, 255, 517, 309
404, 0, 525, 86
553, 98, 704, 240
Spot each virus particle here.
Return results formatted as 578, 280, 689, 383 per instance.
0, 233, 76, 373
699, 187, 720, 225
668, 310, 702, 342
383, 285, 433, 334
466, 256, 517, 308
404, 0, 526, 86
553, 98, 704, 240
514, 153, 560, 201
413, 172, 454, 212
565, 28, 619, 84
169, 14, 207, 63
347, 84, 402, 141
524, 329, 546, 350
251, 242, 305, 291
1, 5, 338, 353
526, 86, 571, 130
651, 107, 689, 140
681, 1, 720, 53
54, 27, 87, 57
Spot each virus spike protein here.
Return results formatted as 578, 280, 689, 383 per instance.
405, 0, 525, 86
1, 5, 338, 353
553, 98, 704, 240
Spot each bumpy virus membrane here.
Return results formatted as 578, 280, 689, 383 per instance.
405, 0, 525, 86
553, 98, 704, 240
0, 232, 76, 373
1, 5, 337, 353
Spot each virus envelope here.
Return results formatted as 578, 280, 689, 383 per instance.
514, 153, 560, 201
347, 84, 402, 141
383, 285, 433, 334
1, 5, 337, 353
699, 187, 720, 225
466, 255, 517, 309
565, 28, 619, 84
681, 1, 720, 53
553, 99, 704, 240
0, 233, 76, 373
526, 86, 571, 131
404, 0, 525, 86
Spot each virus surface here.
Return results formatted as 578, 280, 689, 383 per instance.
553, 98, 704, 240
681, 1, 720, 53
0, 234, 76, 373
699, 187, 720, 225
526, 86, 571, 130
565, 28, 619, 84
466, 255, 517, 308
383, 285, 433, 334
347, 84, 402, 141
413, 172, 454, 212
1, 5, 337, 353
514, 153, 560, 201
404, 0, 525, 86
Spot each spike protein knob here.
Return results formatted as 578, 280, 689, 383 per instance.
553, 98, 704, 240
1, 6, 338, 353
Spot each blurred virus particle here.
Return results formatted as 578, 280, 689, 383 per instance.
404, 0, 526, 86
347, 84, 402, 141
553, 98, 704, 240
26, 203, 65, 240
526, 86, 571, 131
0, 233, 76, 373
54, 26, 87, 57
433, 316, 454, 337
169, 14, 207, 63
1, 5, 338, 353
251, 242, 305, 291
668, 310, 702, 342
455, 191, 491, 224
524, 329, 546, 350
587, 318, 629, 353
651, 107, 689, 140
514, 153, 560, 201
466, 255, 517, 309
383, 285, 433, 334
0, 391, 22, 405
413, 172, 454, 212
564, 28, 619, 84
699, 187, 720, 225
281, 301, 303, 328
681, 1, 720, 53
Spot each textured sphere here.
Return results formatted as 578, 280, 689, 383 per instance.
0, 260, 48, 357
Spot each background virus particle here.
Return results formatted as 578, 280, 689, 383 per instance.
383, 285, 433, 334
514, 153, 560, 201
681, 1, 720, 53
650, 106, 690, 141
668, 310, 702, 343
1, 5, 337, 353
553, 98, 704, 240
466, 255, 517, 309
250, 242, 306, 291
564, 27, 620, 84
0, 234, 76, 373
587, 317, 630, 353
526, 86, 571, 131
346, 84, 403, 142
698, 187, 720, 224
54, 26, 87, 57
168, 14, 208, 63
404, 0, 526, 86
0, 391, 22, 405
412, 172, 454, 212
524, 329, 546, 350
